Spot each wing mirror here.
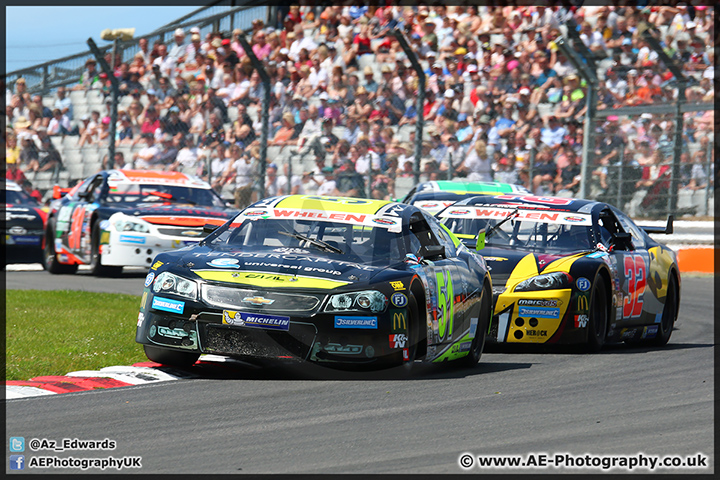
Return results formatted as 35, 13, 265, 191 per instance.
203, 223, 219, 234
417, 244, 446, 261
476, 228, 486, 251
612, 232, 633, 250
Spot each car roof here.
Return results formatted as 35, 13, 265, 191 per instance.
414, 181, 529, 195
4, 180, 22, 192
451, 194, 602, 214
105, 169, 211, 189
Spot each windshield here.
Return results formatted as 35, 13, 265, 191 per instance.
105, 183, 225, 208
5, 189, 40, 206
208, 218, 408, 266
441, 208, 593, 254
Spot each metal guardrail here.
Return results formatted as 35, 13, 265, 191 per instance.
6, 4, 268, 96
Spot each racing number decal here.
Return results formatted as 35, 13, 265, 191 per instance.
436, 270, 454, 340
623, 255, 647, 318
67, 206, 87, 250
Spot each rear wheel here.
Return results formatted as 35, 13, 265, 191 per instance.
43, 221, 78, 275
89, 222, 122, 277
585, 279, 608, 353
458, 283, 491, 368
648, 275, 678, 346
143, 345, 199, 368
400, 294, 421, 372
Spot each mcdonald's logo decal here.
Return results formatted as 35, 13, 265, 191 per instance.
577, 294, 589, 313
392, 311, 407, 332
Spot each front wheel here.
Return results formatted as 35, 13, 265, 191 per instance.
143, 345, 199, 368
44, 222, 78, 275
648, 275, 678, 346
585, 279, 608, 353
89, 222, 122, 277
458, 283, 491, 368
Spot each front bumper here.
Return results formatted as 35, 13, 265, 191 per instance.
136, 291, 410, 365
101, 230, 203, 267
488, 288, 586, 344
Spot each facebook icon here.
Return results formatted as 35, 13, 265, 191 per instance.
10, 455, 25, 470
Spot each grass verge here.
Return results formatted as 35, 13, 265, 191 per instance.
6, 290, 147, 381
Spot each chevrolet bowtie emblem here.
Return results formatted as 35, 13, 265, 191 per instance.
242, 296, 275, 305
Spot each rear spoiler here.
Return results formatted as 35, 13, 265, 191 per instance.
642, 215, 674, 235
52, 185, 72, 199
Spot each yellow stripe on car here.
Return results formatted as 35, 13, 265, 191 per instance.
275, 195, 391, 215
193, 270, 350, 289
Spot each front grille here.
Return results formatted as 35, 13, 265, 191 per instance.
201, 286, 323, 314
201, 322, 316, 360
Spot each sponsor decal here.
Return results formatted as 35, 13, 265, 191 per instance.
391, 292, 408, 308
459, 342, 472, 352
402, 349, 410, 361
273, 247, 310, 254
620, 328, 635, 340
144, 272, 155, 287
563, 215, 585, 223
586, 251, 607, 259
518, 299, 560, 307
484, 256, 508, 262
576, 277, 591, 292
324, 343, 364, 354
517, 306, 560, 319
389, 333, 407, 349
371, 217, 397, 226
244, 210, 267, 217
391, 311, 407, 332
577, 294, 589, 312
242, 296, 275, 306
137, 312, 145, 327
526, 329, 548, 336
9, 226, 27, 235
641, 325, 658, 339
208, 258, 240, 269
12, 236, 41, 245
140, 291, 148, 309
181, 230, 203, 237
449, 209, 471, 215
469, 317, 478, 339
119, 234, 146, 244
151, 296, 185, 314
223, 310, 290, 330
151, 260, 164, 270
389, 281, 405, 290
273, 209, 367, 223
99, 220, 110, 230
157, 326, 191, 339
100, 231, 110, 244
574, 314, 589, 328
334, 316, 378, 329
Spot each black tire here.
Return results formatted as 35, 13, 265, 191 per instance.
89, 222, 122, 277
143, 345, 199, 368
585, 279, 608, 353
399, 293, 422, 373
43, 221, 78, 275
648, 275, 678, 346
458, 282, 491, 368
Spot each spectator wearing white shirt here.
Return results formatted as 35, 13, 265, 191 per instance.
540, 116, 567, 149
168, 28, 187, 64
288, 24, 318, 62
53, 86, 73, 120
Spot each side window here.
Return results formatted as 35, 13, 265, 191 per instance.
598, 209, 631, 251
614, 211, 646, 250
82, 176, 104, 203
407, 213, 439, 253
426, 214, 457, 256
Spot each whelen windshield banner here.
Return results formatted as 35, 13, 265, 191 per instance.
233, 208, 404, 232
439, 207, 593, 226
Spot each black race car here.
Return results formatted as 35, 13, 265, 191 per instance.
3, 180, 47, 268
438, 194, 680, 351
44, 169, 236, 276
136, 195, 492, 370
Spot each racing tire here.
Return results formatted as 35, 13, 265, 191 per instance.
648, 275, 678, 346
457, 282, 491, 368
143, 345, 199, 368
43, 221, 78, 275
585, 279, 608, 353
89, 222, 122, 277
400, 293, 421, 373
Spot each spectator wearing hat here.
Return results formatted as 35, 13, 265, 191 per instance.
77, 110, 101, 147
17, 131, 39, 169
362, 66, 379, 99
168, 28, 187, 64
26, 134, 62, 175
74, 58, 99, 90
115, 114, 136, 144
162, 106, 190, 136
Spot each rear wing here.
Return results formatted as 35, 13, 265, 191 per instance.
52, 185, 73, 199
641, 215, 674, 235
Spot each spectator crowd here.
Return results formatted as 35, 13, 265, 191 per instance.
5, 5, 714, 212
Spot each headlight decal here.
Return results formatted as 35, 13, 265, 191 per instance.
514, 272, 572, 292
152, 272, 198, 300
325, 290, 388, 313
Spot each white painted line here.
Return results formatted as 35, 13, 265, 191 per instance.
64, 370, 158, 385
5, 386, 59, 399
100, 365, 193, 381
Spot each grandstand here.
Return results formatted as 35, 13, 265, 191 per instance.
5, 5, 714, 217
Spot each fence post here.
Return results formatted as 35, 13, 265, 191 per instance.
236, 30, 270, 199
704, 139, 712, 216
527, 146, 536, 193
86, 37, 118, 170
616, 147, 624, 208
392, 29, 424, 186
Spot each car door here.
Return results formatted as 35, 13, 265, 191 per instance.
407, 212, 464, 349
598, 208, 651, 329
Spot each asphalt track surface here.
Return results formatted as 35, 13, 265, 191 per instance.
5, 270, 715, 474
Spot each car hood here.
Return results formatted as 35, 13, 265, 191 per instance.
177, 245, 395, 290
481, 247, 586, 289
